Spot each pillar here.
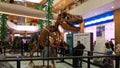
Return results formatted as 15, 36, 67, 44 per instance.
80, 21, 84, 33
114, 9, 120, 45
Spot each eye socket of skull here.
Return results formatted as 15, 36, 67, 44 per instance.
61, 12, 67, 18
66, 15, 72, 20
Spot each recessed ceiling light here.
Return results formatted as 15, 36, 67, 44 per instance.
94, 13, 97, 15
26, 0, 42, 3
112, 6, 114, 8
14, 0, 43, 3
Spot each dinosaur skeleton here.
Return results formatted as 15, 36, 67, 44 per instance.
30, 12, 83, 68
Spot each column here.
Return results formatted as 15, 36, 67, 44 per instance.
80, 21, 84, 33
114, 9, 120, 45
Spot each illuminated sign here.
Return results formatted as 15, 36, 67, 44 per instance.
84, 11, 114, 27
73, 12, 114, 27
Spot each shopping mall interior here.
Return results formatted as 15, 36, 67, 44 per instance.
0, 0, 120, 68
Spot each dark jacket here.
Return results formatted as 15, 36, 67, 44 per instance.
73, 43, 85, 56
59, 41, 65, 54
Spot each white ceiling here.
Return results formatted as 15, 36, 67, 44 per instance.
81, 0, 120, 19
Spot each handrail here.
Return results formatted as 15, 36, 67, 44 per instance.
0, 46, 119, 68
82, 59, 103, 67
0, 53, 119, 68
59, 47, 106, 54
0, 55, 119, 61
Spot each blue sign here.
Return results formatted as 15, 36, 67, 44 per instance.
72, 11, 114, 27
84, 11, 114, 27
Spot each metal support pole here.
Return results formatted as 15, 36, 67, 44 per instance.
47, 46, 49, 68
47, 35, 50, 68
4, 47, 6, 56
17, 60, 20, 68
21, 46, 23, 56
87, 51, 90, 68
62, 49, 65, 62
43, 51, 45, 66
115, 56, 119, 68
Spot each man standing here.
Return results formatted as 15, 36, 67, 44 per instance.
73, 41, 85, 68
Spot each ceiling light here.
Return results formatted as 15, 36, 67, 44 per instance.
94, 13, 97, 15
26, 0, 42, 3
111, 6, 114, 9
14, 0, 42, 3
